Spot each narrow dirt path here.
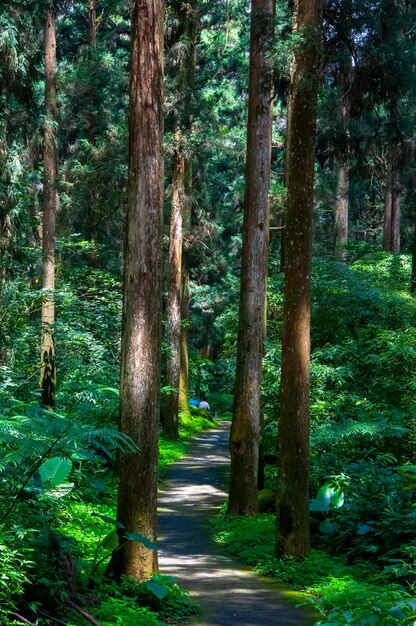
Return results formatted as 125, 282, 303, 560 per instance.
158, 421, 317, 626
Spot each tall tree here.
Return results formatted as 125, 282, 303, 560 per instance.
178, 232, 191, 414
108, 0, 164, 580
40, 0, 58, 408
227, 0, 274, 516
383, 145, 401, 253
334, 62, 352, 259
163, 0, 197, 439
87, 0, 99, 267
276, 0, 322, 558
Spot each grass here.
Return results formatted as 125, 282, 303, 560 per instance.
210, 513, 416, 626
57, 408, 215, 626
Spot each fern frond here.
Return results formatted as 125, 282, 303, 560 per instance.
312, 419, 409, 446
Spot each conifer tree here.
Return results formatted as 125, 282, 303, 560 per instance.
228, 0, 274, 516
40, 0, 58, 408
163, 0, 197, 439
108, 0, 164, 580
276, 0, 322, 558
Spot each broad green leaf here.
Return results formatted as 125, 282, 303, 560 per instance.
39, 457, 72, 487
93, 513, 124, 529
100, 530, 119, 553
125, 532, 158, 550
145, 579, 168, 600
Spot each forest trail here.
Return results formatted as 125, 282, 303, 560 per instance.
157, 421, 317, 626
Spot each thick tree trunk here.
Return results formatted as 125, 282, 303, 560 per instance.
276, 0, 322, 559
334, 162, 349, 259
40, 0, 58, 408
163, 138, 184, 439
108, 0, 164, 581
227, 0, 274, 516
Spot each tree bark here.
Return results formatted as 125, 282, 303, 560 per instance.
178, 132, 193, 417
411, 209, 416, 294
163, 0, 197, 437
40, 0, 58, 408
0, 211, 12, 365
108, 0, 164, 581
227, 0, 274, 516
88, 0, 97, 48
276, 0, 322, 559
87, 0, 98, 268
391, 166, 401, 253
383, 155, 401, 253
163, 137, 184, 439
383, 160, 392, 250
334, 63, 351, 260
178, 244, 190, 415
334, 162, 349, 259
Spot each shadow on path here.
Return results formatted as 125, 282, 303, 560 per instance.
158, 421, 317, 626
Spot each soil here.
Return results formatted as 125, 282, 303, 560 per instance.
158, 421, 318, 626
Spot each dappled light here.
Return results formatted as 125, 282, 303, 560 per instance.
158, 423, 317, 625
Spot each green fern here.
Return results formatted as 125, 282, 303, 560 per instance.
312, 419, 408, 446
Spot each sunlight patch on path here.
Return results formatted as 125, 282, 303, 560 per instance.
157, 422, 316, 626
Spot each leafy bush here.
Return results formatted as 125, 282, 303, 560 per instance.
0, 532, 33, 626
123, 574, 197, 621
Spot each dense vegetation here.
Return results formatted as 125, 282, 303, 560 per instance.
1, 0, 416, 624
213, 250, 416, 625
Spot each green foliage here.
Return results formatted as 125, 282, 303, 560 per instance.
211, 513, 416, 626
123, 574, 197, 621
93, 593, 165, 626
0, 532, 32, 626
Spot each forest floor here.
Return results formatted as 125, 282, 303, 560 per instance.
157, 421, 319, 626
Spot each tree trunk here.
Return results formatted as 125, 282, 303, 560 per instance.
178, 130, 193, 417
276, 0, 322, 559
411, 210, 416, 294
334, 62, 351, 259
383, 156, 401, 253
178, 245, 190, 415
334, 162, 349, 259
87, 0, 98, 268
108, 0, 164, 581
0, 211, 12, 365
40, 0, 58, 408
391, 167, 401, 253
163, 136, 184, 439
88, 0, 97, 48
227, 0, 274, 516
383, 161, 392, 250
163, 0, 197, 437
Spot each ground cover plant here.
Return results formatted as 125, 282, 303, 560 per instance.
0, 265, 214, 625
212, 252, 416, 625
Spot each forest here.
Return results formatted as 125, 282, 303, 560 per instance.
0, 0, 416, 624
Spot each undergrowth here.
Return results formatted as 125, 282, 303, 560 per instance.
210, 513, 416, 625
